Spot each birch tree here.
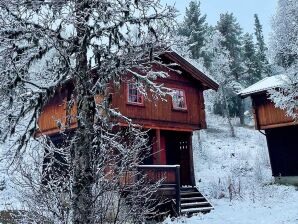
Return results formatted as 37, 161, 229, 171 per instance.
0, 1, 176, 223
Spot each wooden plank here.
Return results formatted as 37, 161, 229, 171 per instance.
188, 132, 196, 186
260, 121, 298, 130
155, 129, 161, 165
252, 94, 296, 129
38, 65, 207, 135
160, 133, 167, 165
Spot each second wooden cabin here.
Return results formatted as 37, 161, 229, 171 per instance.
239, 74, 298, 185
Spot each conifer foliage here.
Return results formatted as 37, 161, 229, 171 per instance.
254, 14, 270, 78
178, 1, 209, 63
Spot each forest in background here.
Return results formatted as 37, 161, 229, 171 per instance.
176, 0, 297, 135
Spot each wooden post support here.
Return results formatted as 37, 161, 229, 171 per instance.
155, 129, 161, 164
189, 132, 196, 186
175, 165, 181, 216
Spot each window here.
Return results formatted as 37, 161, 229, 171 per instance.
172, 89, 187, 110
127, 83, 144, 105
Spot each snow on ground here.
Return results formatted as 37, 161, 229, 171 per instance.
165, 113, 298, 224
1, 113, 298, 223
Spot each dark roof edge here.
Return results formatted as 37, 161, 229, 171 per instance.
163, 51, 219, 91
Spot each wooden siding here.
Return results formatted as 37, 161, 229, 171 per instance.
37, 88, 78, 136
252, 94, 297, 130
38, 66, 207, 135
38, 89, 68, 135
111, 66, 205, 131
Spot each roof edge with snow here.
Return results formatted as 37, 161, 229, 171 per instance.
238, 74, 289, 98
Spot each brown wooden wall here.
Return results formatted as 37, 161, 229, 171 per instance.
38, 88, 77, 136
252, 94, 296, 130
38, 65, 207, 135
111, 65, 206, 131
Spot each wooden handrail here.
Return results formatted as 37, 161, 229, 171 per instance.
137, 165, 181, 215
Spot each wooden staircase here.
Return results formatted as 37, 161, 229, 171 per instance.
175, 186, 214, 216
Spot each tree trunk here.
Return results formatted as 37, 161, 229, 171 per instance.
72, 2, 95, 223
238, 97, 245, 125
221, 87, 235, 137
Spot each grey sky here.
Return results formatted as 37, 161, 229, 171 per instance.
161, 0, 278, 43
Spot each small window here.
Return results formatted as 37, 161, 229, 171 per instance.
127, 83, 144, 105
172, 89, 187, 110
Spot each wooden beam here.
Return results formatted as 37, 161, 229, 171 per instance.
259, 121, 298, 130
155, 129, 161, 164
189, 132, 196, 186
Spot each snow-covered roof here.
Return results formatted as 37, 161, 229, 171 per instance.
238, 74, 289, 97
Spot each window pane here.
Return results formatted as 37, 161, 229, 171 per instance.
128, 83, 143, 104
172, 89, 186, 109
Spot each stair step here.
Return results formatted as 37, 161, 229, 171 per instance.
181, 197, 205, 202
180, 187, 197, 191
181, 192, 202, 197
181, 206, 214, 214
181, 201, 210, 208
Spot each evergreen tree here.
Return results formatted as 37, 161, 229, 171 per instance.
216, 13, 243, 81
254, 14, 270, 77
216, 13, 245, 124
178, 1, 208, 62
242, 33, 260, 85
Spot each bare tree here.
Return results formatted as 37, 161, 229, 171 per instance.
0, 1, 176, 223
11, 128, 163, 223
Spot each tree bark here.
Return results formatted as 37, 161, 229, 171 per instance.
238, 97, 245, 125
221, 86, 235, 137
72, 2, 95, 223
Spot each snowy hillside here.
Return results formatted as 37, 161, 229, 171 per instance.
165, 113, 298, 224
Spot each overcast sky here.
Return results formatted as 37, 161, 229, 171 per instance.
161, 0, 278, 43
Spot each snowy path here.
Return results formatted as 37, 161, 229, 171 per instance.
165, 114, 298, 224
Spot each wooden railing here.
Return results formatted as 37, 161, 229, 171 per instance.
137, 165, 181, 215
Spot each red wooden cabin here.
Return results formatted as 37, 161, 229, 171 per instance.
38, 51, 218, 215
239, 75, 298, 185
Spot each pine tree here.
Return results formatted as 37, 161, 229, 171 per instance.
216, 13, 245, 124
254, 14, 270, 77
178, 1, 208, 62
242, 33, 260, 85
216, 13, 243, 81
